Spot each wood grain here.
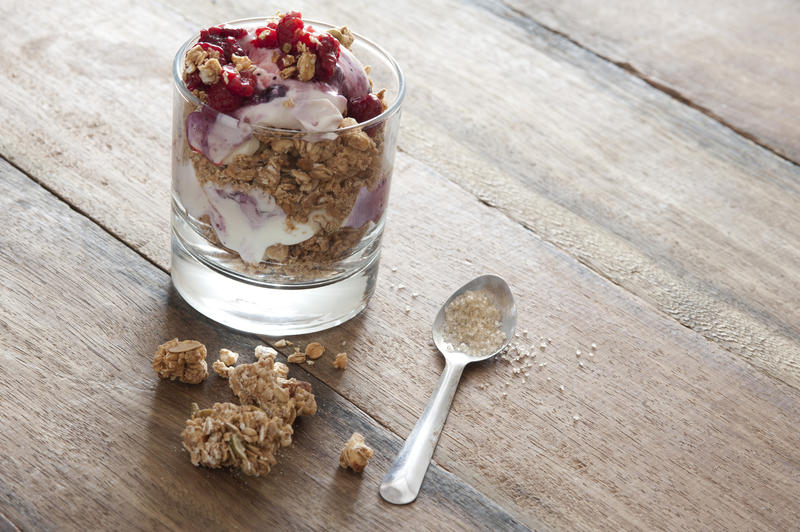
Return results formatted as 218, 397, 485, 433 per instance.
2, 0, 798, 391
2, 0, 800, 530
0, 161, 528, 531
500, 0, 800, 162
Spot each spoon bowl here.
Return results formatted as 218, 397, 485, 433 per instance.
432, 274, 517, 363
380, 274, 516, 505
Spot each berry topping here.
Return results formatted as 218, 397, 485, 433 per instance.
347, 94, 383, 123
207, 81, 244, 113
314, 33, 340, 81
198, 26, 245, 61
276, 11, 304, 47
222, 66, 256, 98
252, 25, 278, 48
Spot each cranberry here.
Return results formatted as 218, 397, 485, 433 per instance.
252, 26, 278, 48
198, 27, 244, 61
206, 81, 243, 113
314, 33, 340, 81
276, 11, 304, 46
185, 71, 205, 91
347, 93, 383, 123
206, 26, 247, 39
224, 68, 256, 98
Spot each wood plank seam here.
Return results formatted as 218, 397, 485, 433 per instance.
482, 0, 800, 168
0, 155, 164, 273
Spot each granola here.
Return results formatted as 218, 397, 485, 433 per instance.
153, 338, 208, 384
339, 432, 373, 472
181, 402, 292, 476
228, 347, 317, 425
212, 348, 240, 378
332, 352, 348, 369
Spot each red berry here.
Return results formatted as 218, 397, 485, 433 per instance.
347, 94, 383, 123
206, 82, 243, 113
252, 27, 278, 48
223, 67, 255, 98
277, 12, 304, 46
313, 33, 340, 81
185, 71, 205, 91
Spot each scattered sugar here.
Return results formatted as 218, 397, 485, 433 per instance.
591, 343, 597, 350
390, 266, 397, 272
559, 385, 565, 392
576, 349, 581, 357
441, 289, 506, 356
404, 306, 411, 314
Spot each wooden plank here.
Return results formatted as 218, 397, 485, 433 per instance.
0, 161, 529, 531
2, 0, 798, 391
499, 0, 800, 163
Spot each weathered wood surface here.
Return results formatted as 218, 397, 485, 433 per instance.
500, 0, 800, 163
1, 0, 800, 530
0, 161, 528, 531
2, 0, 798, 392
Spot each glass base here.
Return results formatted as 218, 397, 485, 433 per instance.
170, 231, 379, 335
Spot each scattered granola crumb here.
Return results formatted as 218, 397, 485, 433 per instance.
153, 338, 208, 384
219, 348, 239, 366
573, 415, 581, 423
333, 352, 348, 369
390, 266, 397, 272
275, 339, 290, 348
306, 360, 315, 366
282, 97, 296, 108
327, 26, 355, 49
539, 343, 547, 351
576, 349, 582, 357
181, 402, 292, 477
397, 284, 405, 290
305, 342, 325, 360
579, 361, 585, 368
339, 432, 373, 472
404, 305, 411, 314
212, 360, 233, 378
287, 351, 306, 364
559, 385, 565, 392
255, 345, 278, 360
411, 292, 419, 298
591, 343, 597, 350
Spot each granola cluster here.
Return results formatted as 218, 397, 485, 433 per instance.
153, 338, 209, 384
182, 402, 293, 476
339, 432, 373, 472
228, 351, 318, 425
181, 344, 317, 477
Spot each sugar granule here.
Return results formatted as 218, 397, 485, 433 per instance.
441, 288, 506, 356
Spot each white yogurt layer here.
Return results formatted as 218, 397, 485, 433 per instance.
203, 183, 330, 264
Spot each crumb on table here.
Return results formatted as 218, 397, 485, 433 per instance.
333, 352, 348, 369
153, 338, 208, 384
339, 432, 373, 472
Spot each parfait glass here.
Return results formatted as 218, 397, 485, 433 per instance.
170, 17, 405, 335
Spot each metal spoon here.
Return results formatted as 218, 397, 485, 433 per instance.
379, 274, 517, 505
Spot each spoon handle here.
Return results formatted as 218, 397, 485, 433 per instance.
379, 359, 467, 504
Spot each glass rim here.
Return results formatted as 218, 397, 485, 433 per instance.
172, 16, 406, 134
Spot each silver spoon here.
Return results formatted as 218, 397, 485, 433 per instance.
379, 274, 517, 505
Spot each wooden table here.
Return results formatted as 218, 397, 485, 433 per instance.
2, 1, 799, 530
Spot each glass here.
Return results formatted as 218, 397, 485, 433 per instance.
170, 17, 405, 335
